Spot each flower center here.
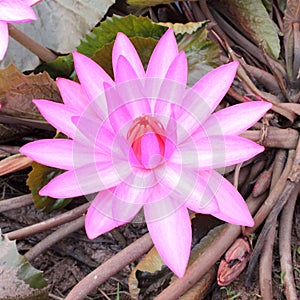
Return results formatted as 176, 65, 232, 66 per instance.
127, 115, 166, 169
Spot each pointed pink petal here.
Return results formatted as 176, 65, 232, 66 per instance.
85, 189, 127, 239
145, 202, 191, 277
20, 139, 74, 170
114, 55, 139, 83
186, 62, 239, 114
24, 0, 41, 6
201, 170, 254, 226
56, 78, 90, 111
72, 114, 114, 154
73, 51, 114, 101
174, 99, 209, 143
0, 0, 37, 22
39, 162, 122, 198
106, 87, 131, 133
105, 81, 151, 133
158, 163, 219, 213
0, 21, 8, 60
164, 109, 177, 161
112, 184, 144, 223
184, 175, 220, 214
33, 100, 78, 138
202, 102, 272, 136
177, 135, 265, 170
164, 51, 187, 85
112, 32, 145, 79
152, 80, 186, 117
146, 28, 178, 78
140, 132, 163, 169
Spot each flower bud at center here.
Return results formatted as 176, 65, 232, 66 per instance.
127, 115, 166, 169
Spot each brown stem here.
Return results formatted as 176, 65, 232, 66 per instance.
246, 149, 294, 234
8, 24, 57, 62
259, 223, 276, 300
279, 186, 298, 300
65, 233, 153, 300
240, 127, 299, 150
7, 202, 89, 240
270, 150, 287, 190
154, 193, 266, 300
0, 194, 33, 213
247, 182, 298, 285
246, 137, 300, 284
25, 216, 85, 262
241, 62, 282, 96
198, 0, 233, 46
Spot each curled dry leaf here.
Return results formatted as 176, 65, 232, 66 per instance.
217, 238, 251, 286
158, 21, 208, 35
0, 63, 62, 120
0, 154, 32, 176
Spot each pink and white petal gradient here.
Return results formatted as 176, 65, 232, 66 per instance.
20, 29, 272, 278
0, 0, 40, 60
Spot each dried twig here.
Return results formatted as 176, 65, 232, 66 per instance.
7, 202, 89, 240
25, 216, 85, 262
259, 224, 276, 300
8, 24, 57, 62
241, 127, 298, 150
246, 138, 300, 285
65, 233, 153, 300
279, 186, 298, 300
154, 193, 266, 300
246, 149, 294, 234
0, 194, 33, 213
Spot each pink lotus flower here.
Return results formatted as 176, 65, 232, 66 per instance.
0, 0, 40, 60
20, 29, 271, 277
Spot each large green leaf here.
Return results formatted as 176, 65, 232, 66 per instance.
212, 0, 281, 58
34, 54, 75, 80
0, 231, 48, 300
77, 15, 167, 57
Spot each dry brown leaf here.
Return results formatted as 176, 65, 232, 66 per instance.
0, 154, 32, 176
0, 63, 62, 120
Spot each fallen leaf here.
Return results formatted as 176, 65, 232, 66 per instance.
0, 154, 32, 176
0, 63, 62, 120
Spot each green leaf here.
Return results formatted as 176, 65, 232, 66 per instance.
77, 15, 167, 57
177, 27, 221, 86
27, 161, 73, 212
0, 231, 48, 300
92, 36, 158, 78
213, 0, 281, 58
34, 54, 74, 79
278, 0, 287, 13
